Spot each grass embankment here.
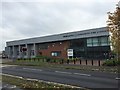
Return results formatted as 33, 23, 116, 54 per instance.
2, 75, 84, 90
3, 59, 118, 73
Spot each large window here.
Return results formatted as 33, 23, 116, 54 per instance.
100, 37, 109, 46
92, 38, 99, 46
70, 39, 85, 47
87, 38, 92, 47
87, 37, 110, 47
51, 51, 61, 57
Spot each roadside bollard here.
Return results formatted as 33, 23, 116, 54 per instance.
98, 60, 100, 66
91, 60, 93, 66
67, 59, 69, 64
86, 60, 87, 65
54, 59, 56, 63
74, 60, 75, 64
60, 59, 63, 64
62, 59, 64, 64
80, 59, 81, 65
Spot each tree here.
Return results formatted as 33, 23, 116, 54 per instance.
107, 3, 120, 61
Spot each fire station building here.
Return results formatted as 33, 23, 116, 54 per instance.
5, 27, 111, 60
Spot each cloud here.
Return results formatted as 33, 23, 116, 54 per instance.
1, 1, 118, 51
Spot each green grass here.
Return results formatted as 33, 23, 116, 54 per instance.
2, 59, 118, 73
102, 59, 120, 66
2, 75, 84, 89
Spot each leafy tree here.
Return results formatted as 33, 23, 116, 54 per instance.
107, 3, 120, 60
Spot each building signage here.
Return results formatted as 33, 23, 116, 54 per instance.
63, 30, 107, 38
67, 49, 73, 56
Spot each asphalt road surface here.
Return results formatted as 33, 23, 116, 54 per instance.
2, 65, 119, 89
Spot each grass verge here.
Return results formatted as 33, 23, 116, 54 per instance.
2, 74, 85, 90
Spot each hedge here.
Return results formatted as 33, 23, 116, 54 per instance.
102, 59, 120, 66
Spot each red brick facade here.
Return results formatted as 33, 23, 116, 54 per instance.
38, 41, 70, 59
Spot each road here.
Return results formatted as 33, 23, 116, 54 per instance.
2, 65, 119, 89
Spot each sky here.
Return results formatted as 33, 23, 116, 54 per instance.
0, 0, 119, 51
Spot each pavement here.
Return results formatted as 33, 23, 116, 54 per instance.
1, 65, 120, 89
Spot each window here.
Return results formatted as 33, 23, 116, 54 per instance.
100, 37, 108, 46
108, 37, 110, 45
87, 37, 110, 47
92, 38, 99, 46
87, 38, 92, 43
87, 38, 92, 47
87, 43, 92, 47
51, 51, 61, 57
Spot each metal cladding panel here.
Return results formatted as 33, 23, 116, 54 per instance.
6, 27, 109, 46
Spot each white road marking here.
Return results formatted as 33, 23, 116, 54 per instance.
10, 85, 16, 88
55, 71, 72, 74
55, 71, 91, 77
2, 73, 23, 79
74, 73, 91, 77
26, 78, 39, 81
23, 68, 42, 71
1, 65, 17, 68
115, 77, 120, 80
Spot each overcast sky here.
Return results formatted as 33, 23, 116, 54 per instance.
0, 0, 119, 51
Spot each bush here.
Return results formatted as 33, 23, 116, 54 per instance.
35, 55, 48, 59
102, 59, 120, 66
68, 58, 76, 62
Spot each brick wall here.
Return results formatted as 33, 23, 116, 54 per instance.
38, 41, 70, 59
